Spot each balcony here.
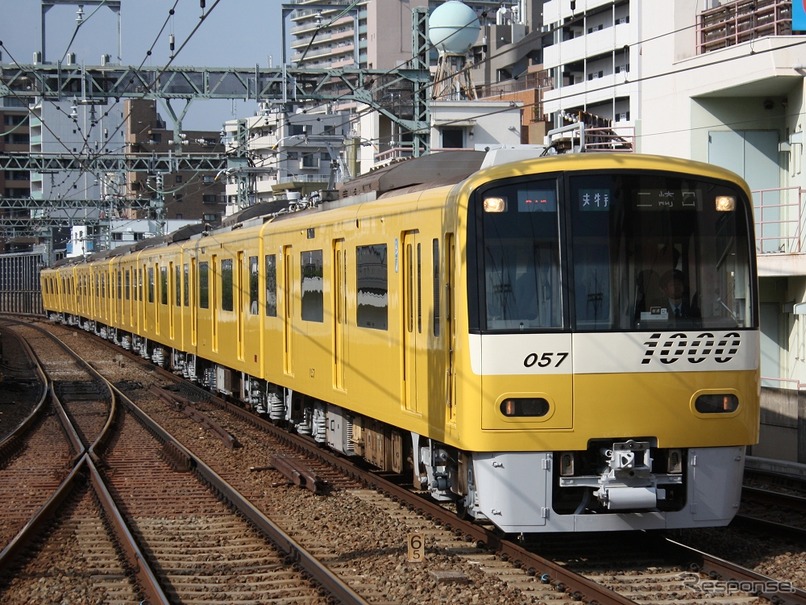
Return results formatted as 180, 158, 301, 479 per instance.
698, 0, 791, 54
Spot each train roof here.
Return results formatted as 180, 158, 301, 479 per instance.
216, 148, 552, 230
335, 150, 487, 201
222, 200, 291, 228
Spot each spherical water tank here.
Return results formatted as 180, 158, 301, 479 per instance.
428, 0, 481, 54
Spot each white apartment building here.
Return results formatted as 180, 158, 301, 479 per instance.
543, 0, 806, 461
286, 0, 518, 166
29, 98, 125, 210
222, 106, 349, 213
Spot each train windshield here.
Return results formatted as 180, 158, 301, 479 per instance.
469, 170, 755, 332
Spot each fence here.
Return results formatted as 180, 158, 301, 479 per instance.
0, 252, 45, 315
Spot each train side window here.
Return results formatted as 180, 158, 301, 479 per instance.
221, 259, 233, 312
125, 270, 130, 300
175, 266, 181, 306
160, 266, 168, 305
265, 254, 277, 317
300, 249, 323, 322
356, 244, 388, 330
199, 261, 209, 309
147, 267, 155, 304
248, 256, 259, 315
183, 264, 189, 306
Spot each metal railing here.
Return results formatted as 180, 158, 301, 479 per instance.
758, 376, 806, 391
698, 0, 791, 54
753, 186, 806, 255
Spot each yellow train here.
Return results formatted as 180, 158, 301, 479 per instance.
41, 150, 760, 533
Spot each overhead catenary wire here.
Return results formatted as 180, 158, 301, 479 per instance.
2, 2, 805, 210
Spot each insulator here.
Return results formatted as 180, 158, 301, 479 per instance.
169, 34, 175, 53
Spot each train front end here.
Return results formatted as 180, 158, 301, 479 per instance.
455, 154, 759, 533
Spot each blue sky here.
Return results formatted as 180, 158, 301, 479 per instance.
0, 0, 286, 128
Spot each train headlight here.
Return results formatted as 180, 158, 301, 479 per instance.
715, 195, 736, 212
500, 397, 549, 417
483, 196, 507, 213
694, 393, 738, 413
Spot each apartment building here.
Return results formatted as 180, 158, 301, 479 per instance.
222, 106, 350, 213
542, 0, 806, 461
0, 97, 32, 247
125, 100, 226, 227
285, 0, 522, 168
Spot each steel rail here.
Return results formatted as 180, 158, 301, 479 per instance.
0, 321, 168, 602
84, 452, 169, 604
109, 383, 371, 605
662, 538, 806, 605
167, 378, 636, 605
0, 324, 49, 459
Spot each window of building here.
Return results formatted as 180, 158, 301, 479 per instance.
441, 127, 464, 149
300, 153, 319, 169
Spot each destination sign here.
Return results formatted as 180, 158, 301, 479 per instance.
578, 188, 611, 212
518, 189, 557, 212
634, 189, 700, 211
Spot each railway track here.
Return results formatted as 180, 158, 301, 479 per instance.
0, 324, 70, 550
0, 320, 368, 604
7, 318, 806, 604
735, 486, 806, 540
